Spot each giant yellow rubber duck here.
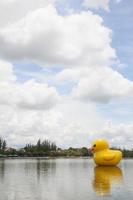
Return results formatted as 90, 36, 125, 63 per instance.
90, 139, 122, 166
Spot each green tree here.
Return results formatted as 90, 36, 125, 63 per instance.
81, 147, 88, 156
37, 139, 41, 151
0, 137, 2, 149
2, 140, 6, 150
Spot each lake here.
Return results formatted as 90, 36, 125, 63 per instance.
0, 158, 133, 200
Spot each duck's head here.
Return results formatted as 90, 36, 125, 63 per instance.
90, 139, 109, 153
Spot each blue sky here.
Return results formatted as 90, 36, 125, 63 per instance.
100, 0, 133, 80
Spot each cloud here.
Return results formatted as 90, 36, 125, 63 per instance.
0, 0, 55, 28
0, 5, 115, 67
82, 0, 122, 11
0, 98, 103, 148
0, 59, 59, 110
72, 67, 133, 103
0, 59, 63, 147
1, 96, 133, 149
82, 0, 109, 11
56, 66, 133, 103
100, 121, 133, 149
0, 59, 103, 148
0, 80, 60, 110
0, 59, 16, 82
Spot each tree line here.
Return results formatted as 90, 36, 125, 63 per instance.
22, 139, 57, 157
0, 136, 133, 158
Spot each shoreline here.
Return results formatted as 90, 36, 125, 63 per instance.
0, 156, 132, 160
0, 156, 91, 159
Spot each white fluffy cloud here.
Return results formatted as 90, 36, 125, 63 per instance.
82, 0, 109, 11
1, 4, 125, 105
71, 67, 133, 103
0, 80, 59, 110
0, 98, 103, 147
0, 5, 115, 67
1, 97, 132, 149
0, 59, 59, 110
100, 122, 133, 149
56, 66, 133, 103
82, 0, 123, 10
0, 59, 16, 82
0, 0, 55, 28
0, 59, 61, 146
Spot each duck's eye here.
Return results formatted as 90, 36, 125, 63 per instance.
93, 144, 96, 147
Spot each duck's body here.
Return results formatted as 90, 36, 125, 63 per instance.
90, 139, 122, 166
94, 149, 122, 166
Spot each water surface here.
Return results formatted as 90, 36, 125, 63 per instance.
0, 158, 133, 200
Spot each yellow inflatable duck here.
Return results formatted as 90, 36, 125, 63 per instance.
93, 166, 123, 196
90, 139, 122, 166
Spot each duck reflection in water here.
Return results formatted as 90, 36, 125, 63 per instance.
93, 166, 123, 196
